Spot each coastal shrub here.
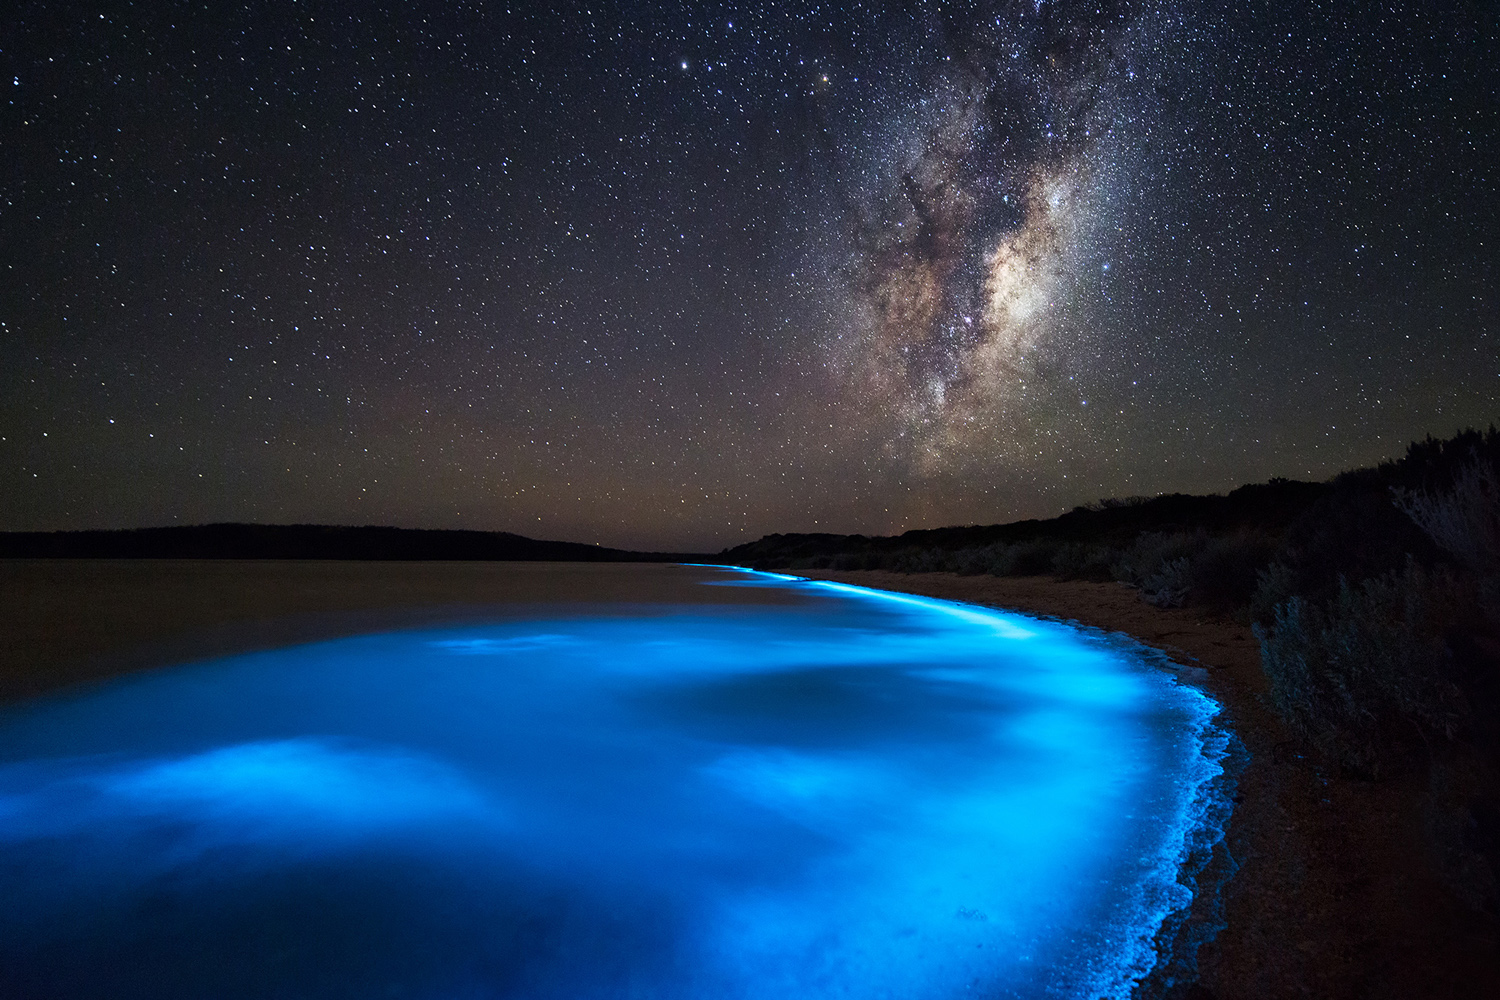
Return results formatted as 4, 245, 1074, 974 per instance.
1049, 542, 1117, 582
1187, 532, 1278, 612
1086, 495, 1154, 511
1110, 531, 1208, 589
1140, 557, 1193, 608
861, 540, 1083, 577
885, 546, 945, 573
1270, 478, 1438, 607
990, 538, 1061, 576
1107, 530, 1274, 610
1394, 454, 1500, 574
1253, 559, 1468, 776
946, 544, 1000, 575
1248, 560, 1299, 626
828, 550, 885, 571
1394, 450, 1500, 910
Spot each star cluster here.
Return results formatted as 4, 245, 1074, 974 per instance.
2, 2, 1496, 549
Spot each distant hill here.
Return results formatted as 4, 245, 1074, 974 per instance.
0, 523, 706, 563
719, 478, 1329, 569
719, 430, 1500, 592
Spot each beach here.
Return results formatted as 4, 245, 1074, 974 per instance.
3, 559, 1497, 997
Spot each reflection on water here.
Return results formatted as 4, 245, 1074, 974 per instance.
0, 567, 1230, 999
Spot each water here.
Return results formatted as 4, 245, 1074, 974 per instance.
0, 566, 1231, 999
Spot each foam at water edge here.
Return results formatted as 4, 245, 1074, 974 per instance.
1093, 711, 1241, 999
1033, 628, 1245, 1000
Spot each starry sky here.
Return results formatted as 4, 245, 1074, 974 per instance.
3, 1, 1497, 551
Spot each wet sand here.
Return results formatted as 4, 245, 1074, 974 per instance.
4, 559, 1498, 997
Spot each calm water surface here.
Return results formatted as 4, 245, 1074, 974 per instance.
0, 566, 1230, 999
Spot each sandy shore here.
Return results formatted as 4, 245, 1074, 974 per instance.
3, 559, 1497, 996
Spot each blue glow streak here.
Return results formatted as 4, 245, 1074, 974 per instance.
0, 566, 1230, 999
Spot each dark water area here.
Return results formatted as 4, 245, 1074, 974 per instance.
0, 566, 1230, 999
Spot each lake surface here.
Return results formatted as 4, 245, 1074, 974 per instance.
0, 565, 1231, 999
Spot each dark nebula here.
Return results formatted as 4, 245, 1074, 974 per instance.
3, 2, 1496, 549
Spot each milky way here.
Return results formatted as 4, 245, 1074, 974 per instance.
824, 2, 1157, 472
2, 2, 1496, 548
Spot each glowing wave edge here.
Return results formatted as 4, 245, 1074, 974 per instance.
0, 566, 1237, 999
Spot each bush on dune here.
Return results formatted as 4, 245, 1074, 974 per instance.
1254, 560, 1469, 777
1253, 447, 1500, 906
1049, 541, 1118, 582
1252, 449, 1500, 768
951, 544, 1006, 575
1187, 532, 1278, 612
1394, 454, 1500, 579
1110, 530, 1207, 594
991, 538, 1062, 576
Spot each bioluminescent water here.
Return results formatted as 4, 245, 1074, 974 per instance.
0, 567, 1231, 999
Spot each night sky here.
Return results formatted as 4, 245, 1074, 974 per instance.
4, 2, 1497, 551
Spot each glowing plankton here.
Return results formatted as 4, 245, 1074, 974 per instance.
0, 566, 1231, 999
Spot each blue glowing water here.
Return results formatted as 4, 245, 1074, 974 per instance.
0, 568, 1229, 999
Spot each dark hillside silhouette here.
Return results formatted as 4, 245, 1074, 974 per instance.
0, 523, 705, 563
722, 478, 1327, 570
